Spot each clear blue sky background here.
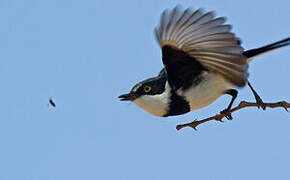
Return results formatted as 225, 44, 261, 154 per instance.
0, 0, 289, 179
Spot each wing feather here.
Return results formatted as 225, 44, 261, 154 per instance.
155, 6, 248, 87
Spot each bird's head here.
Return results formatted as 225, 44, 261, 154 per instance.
119, 74, 170, 116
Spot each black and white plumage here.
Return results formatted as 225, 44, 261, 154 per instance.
119, 6, 290, 117
155, 6, 248, 87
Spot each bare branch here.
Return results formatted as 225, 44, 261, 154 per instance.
176, 101, 290, 131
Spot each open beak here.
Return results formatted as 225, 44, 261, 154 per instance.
118, 93, 138, 101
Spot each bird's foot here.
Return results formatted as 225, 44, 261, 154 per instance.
220, 109, 233, 120
254, 94, 266, 110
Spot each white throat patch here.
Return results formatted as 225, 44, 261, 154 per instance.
133, 83, 171, 117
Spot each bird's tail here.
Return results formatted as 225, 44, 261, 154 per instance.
243, 37, 290, 63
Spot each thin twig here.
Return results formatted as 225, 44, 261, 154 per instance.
176, 101, 290, 131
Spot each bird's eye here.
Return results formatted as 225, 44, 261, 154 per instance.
144, 85, 152, 93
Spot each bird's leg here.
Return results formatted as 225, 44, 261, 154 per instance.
220, 89, 238, 120
247, 81, 266, 110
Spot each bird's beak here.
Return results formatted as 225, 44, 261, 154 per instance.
118, 93, 138, 101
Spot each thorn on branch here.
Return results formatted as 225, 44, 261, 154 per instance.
279, 101, 289, 112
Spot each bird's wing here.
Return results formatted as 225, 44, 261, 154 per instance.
158, 68, 166, 76
155, 6, 248, 89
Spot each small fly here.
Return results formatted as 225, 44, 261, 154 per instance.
49, 98, 56, 107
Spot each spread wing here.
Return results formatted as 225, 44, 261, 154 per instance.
155, 6, 248, 89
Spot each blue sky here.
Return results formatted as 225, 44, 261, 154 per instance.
0, 0, 289, 179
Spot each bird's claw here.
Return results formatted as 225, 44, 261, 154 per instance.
254, 95, 266, 110
220, 109, 233, 120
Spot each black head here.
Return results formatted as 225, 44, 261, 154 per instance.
119, 74, 167, 101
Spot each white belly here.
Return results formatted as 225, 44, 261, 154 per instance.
180, 72, 234, 111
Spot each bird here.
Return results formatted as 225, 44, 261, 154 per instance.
119, 6, 290, 118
